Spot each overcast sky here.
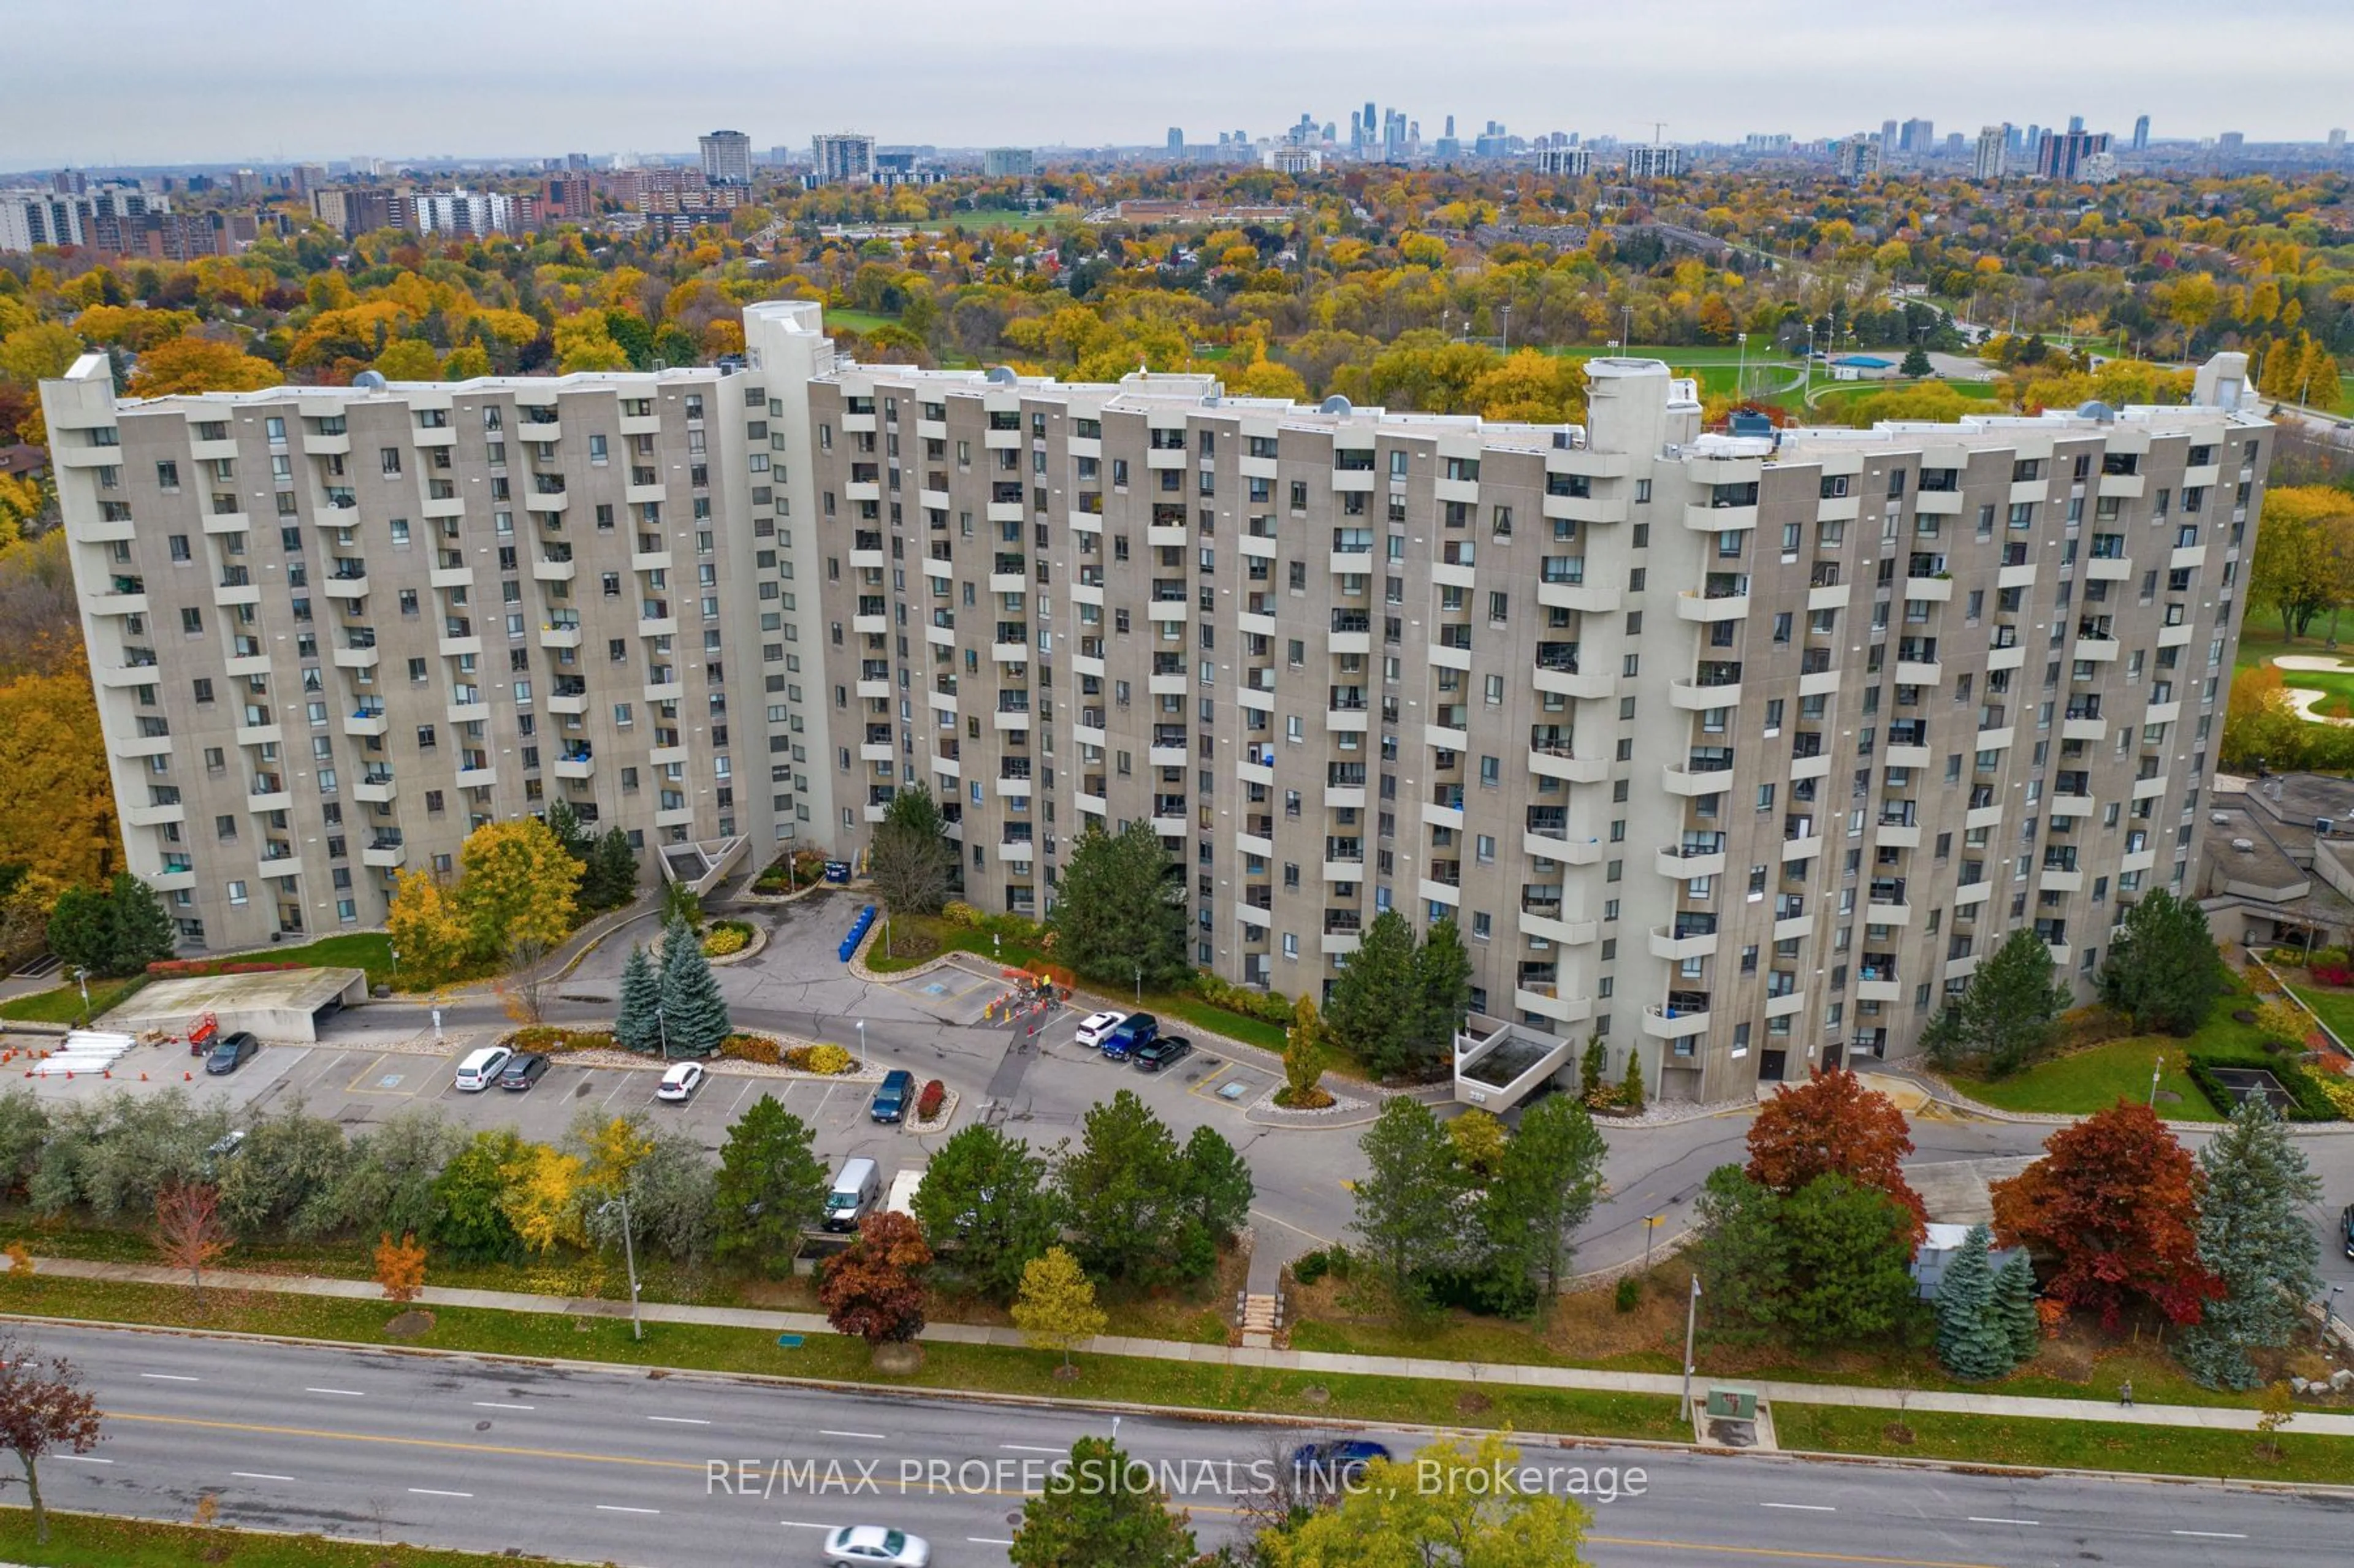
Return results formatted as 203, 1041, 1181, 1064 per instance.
5, 0, 2350, 170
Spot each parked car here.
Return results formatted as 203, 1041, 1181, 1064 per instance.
1073, 1010, 1127, 1049
1292, 1438, 1392, 1487
655, 1060, 704, 1102
202, 1031, 259, 1075
498, 1052, 550, 1091
2342, 1201, 2354, 1259
870, 1068, 914, 1124
1132, 1035, 1194, 1073
823, 1524, 930, 1566
453, 1045, 512, 1092
1100, 1012, 1159, 1061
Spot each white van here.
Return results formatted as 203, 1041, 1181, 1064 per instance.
885, 1165, 926, 1220
454, 1045, 512, 1092
825, 1157, 882, 1231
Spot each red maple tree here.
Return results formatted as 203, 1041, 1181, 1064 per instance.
1990, 1100, 2220, 1330
818, 1212, 933, 1345
1745, 1067, 1927, 1237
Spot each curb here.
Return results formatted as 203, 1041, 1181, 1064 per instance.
7, 1311, 2351, 1503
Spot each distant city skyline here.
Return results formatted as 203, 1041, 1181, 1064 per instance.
7, 0, 2352, 169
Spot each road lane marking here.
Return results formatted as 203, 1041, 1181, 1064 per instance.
472, 1401, 534, 1410
232, 1472, 297, 1482
2172, 1531, 2247, 1540
782, 1520, 831, 1529
646, 1415, 710, 1425
969, 1538, 1016, 1547
55, 1455, 111, 1464
409, 1488, 473, 1498
305, 1387, 367, 1397
1761, 1502, 1835, 1511
999, 1444, 1065, 1454
820, 1429, 889, 1441
139, 1373, 199, 1382
596, 1504, 660, 1515
1967, 1518, 2037, 1526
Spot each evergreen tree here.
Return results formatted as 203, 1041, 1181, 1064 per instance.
1922, 927, 2071, 1075
1619, 1050, 1647, 1114
1994, 1249, 2042, 1363
1045, 822, 1186, 988
655, 917, 730, 1057
1323, 909, 1419, 1078
544, 799, 589, 861
870, 783, 955, 919
1173, 1124, 1254, 1277
1407, 916, 1474, 1070
582, 827, 638, 911
1054, 1089, 1189, 1284
1900, 344, 1933, 378
2102, 889, 2225, 1036
105, 873, 175, 975
1934, 1224, 2018, 1380
1348, 1095, 1469, 1308
2177, 1100, 2324, 1390
44, 885, 116, 981
712, 1094, 828, 1275
1577, 1029, 1608, 1103
614, 944, 662, 1055
1477, 1092, 1608, 1312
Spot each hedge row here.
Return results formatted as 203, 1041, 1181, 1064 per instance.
2184, 1049, 2344, 1122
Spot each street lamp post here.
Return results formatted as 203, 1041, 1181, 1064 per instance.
1499, 303, 1512, 354
1681, 1274, 1702, 1417
1134, 963, 1143, 1004
856, 1018, 866, 1064
2148, 1053, 2163, 1107
2328, 1285, 2344, 1339
599, 1197, 642, 1342
1735, 332, 1747, 402
72, 967, 90, 1025
1642, 1214, 1663, 1272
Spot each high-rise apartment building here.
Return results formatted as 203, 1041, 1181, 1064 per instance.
983, 148, 1035, 178
699, 130, 752, 186
1536, 144, 1593, 178
1880, 120, 1899, 158
784, 344, 2270, 1102
1167, 127, 1185, 153
1972, 125, 2008, 182
812, 134, 877, 184
2329, 128, 2347, 154
1899, 118, 1935, 155
1623, 145, 1682, 180
0, 189, 81, 252
1834, 135, 1882, 181
44, 313, 2271, 1105
2034, 129, 2111, 181
2132, 115, 2152, 152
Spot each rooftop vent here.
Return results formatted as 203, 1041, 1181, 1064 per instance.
2231, 839, 2255, 853
1319, 395, 1352, 416
983, 365, 1018, 386
351, 370, 387, 390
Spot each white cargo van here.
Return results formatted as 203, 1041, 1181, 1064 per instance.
825, 1157, 882, 1231
884, 1165, 926, 1220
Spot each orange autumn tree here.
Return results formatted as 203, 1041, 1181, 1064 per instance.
373, 1233, 427, 1304
1991, 1100, 2220, 1330
1745, 1067, 1927, 1238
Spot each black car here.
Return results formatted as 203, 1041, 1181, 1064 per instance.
498, 1052, 550, 1090
1132, 1035, 1194, 1073
2341, 1202, 2354, 1260
204, 1032, 259, 1075
1292, 1439, 1392, 1488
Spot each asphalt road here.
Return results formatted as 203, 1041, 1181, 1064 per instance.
27, 1323, 2352, 1567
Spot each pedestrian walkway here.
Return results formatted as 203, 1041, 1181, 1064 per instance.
12, 1253, 2350, 1439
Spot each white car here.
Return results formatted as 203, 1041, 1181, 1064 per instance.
654, 1060, 704, 1102
1073, 1010, 1127, 1049
823, 1524, 929, 1567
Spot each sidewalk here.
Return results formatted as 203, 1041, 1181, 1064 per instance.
13, 1254, 2351, 1438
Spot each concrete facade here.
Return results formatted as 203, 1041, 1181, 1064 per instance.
48, 322, 2272, 1103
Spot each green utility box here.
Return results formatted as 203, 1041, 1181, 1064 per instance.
1705, 1386, 1759, 1421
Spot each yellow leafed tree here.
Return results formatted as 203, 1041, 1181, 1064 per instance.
454, 817, 581, 957
126, 335, 281, 395
0, 661, 117, 888
579, 1114, 654, 1195
497, 1140, 584, 1254
386, 867, 471, 986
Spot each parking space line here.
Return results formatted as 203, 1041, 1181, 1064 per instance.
725, 1078, 756, 1119
343, 1053, 416, 1097
1185, 1063, 1236, 1100
599, 1074, 636, 1111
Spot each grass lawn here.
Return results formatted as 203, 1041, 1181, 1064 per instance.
823, 308, 899, 335
0, 1271, 1684, 1445
1946, 1036, 2220, 1121
0, 1510, 531, 1568
0, 976, 148, 1026
2288, 983, 2354, 1051
1773, 1402, 2352, 1485
2269, 660, 2354, 718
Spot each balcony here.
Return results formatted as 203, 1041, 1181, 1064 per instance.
1669, 676, 1742, 711
1642, 1003, 1711, 1041
342, 707, 388, 738
1675, 587, 1749, 623
1903, 574, 1954, 602
1892, 657, 1942, 686
1648, 923, 1719, 962
1537, 577, 1622, 615
1684, 501, 1758, 533
1528, 736, 1608, 783
1661, 759, 1731, 796
1657, 841, 1727, 879
361, 841, 408, 870
1512, 985, 1592, 1026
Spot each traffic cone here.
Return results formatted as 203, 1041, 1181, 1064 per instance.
139, 1073, 148, 1082
183, 1071, 192, 1081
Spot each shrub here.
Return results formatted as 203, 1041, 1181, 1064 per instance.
2317, 1075, 2354, 1118
940, 901, 984, 929
1193, 972, 1296, 1026
701, 924, 750, 957
148, 957, 307, 978
504, 1026, 615, 1054
2184, 1050, 2344, 1122
720, 1033, 780, 1065
884, 929, 938, 962
2052, 1005, 2134, 1051
2266, 948, 2308, 967
783, 1042, 853, 1075
915, 1079, 946, 1121
2311, 964, 2354, 987
1615, 1277, 1642, 1314
1291, 1248, 1331, 1285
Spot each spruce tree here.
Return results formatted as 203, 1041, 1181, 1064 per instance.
2101, 889, 2225, 1036
1407, 916, 1474, 1070
107, 873, 177, 975
1993, 1249, 2041, 1363
614, 943, 662, 1055
657, 916, 730, 1057
583, 828, 638, 911
1322, 910, 1418, 1078
1933, 1223, 2016, 1379
2176, 1099, 2324, 1390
